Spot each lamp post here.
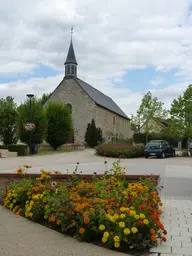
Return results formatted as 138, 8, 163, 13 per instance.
26, 94, 34, 155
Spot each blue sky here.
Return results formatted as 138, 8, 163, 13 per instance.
0, 0, 191, 115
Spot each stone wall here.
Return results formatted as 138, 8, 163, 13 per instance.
95, 105, 132, 140
46, 78, 96, 144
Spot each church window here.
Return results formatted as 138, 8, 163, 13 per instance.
67, 103, 72, 113
71, 65, 75, 75
66, 65, 70, 75
113, 116, 116, 125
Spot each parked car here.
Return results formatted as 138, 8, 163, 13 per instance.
144, 140, 176, 159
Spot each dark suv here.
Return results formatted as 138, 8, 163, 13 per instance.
144, 140, 176, 159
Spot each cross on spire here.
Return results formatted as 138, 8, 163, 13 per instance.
71, 25, 73, 40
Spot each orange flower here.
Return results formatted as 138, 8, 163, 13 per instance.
151, 235, 156, 242
150, 229, 156, 235
79, 228, 85, 234
72, 220, 77, 226
48, 214, 56, 222
84, 217, 90, 224
56, 219, 62, 225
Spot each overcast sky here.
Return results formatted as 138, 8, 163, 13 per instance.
0, 0, 192, 116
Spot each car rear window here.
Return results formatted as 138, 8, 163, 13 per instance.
146, 142, 161, 149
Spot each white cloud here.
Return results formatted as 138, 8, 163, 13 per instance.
150, 77, 164, 86
0, 0, 192, 115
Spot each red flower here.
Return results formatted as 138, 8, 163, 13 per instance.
93, 172, 97, 175
163, 230, 167, 235
77, 162, 80, 165
138, 220, 144, 226
162, 237, 166, 242
128, 196, 132, 200
139, 205, 145, 210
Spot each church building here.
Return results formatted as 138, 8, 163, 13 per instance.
45, 37, 132, 144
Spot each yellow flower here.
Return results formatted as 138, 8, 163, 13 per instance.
130, 206, 135, 210
131, 227, 138, 234
123, 228, 130, 235
99, 225, 105, 231
134, 215, 140, 220
119, 222, 125, 228
24, 164, 32, 168
114, 242, 120, 248
120, 207, 126, 212
130, 210, 136, 217
140, 213, 146, 220
102, 237, 108, 243
114, 236, 120, 242
120, 214, 126, 219
143, 219, 149, 225
17, 167, 24, 174
103, 232, 109, 238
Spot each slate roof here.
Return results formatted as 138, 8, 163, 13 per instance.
64, 40, 77, 65
74, 77, 129, 119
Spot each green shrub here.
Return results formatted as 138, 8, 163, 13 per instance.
0, 145, 8, 149
96, 143, 145, 158
85, 119, 103, 148
45, 102, 73, 150
133, 133, 146, 144
8, 144, 28, 156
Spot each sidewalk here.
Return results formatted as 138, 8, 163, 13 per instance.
0, 206, 127, 256
1, 198, 192, 256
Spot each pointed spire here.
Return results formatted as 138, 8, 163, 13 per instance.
64, 26, 77, 65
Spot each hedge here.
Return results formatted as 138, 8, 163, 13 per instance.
0, 145, 8, 150
7, 144, 28, 156
96, 143, 145, 158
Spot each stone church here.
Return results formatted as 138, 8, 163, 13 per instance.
46, 38, 132, 144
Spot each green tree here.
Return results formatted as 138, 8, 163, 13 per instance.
41, 93, 51, 105
85, 119, 103, 148
131, 91, 167, 143
0, 96, 18, 145
167, 84, 192, 146
45, 102, 73, 150
17, 98, 46, 146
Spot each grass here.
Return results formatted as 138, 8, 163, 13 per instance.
37, 147, 72, 155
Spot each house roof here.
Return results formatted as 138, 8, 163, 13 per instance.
74, 77, 129, 119
64, 40, 78, 65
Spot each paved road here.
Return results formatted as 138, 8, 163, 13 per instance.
1, 149, 192, 256
0, 149, 192, 199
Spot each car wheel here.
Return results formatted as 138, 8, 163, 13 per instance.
145, 156, 148, 159
161, 152, 165, 159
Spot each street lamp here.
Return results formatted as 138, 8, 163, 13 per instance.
26, 94, 34, 155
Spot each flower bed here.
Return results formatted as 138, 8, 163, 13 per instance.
96, 143, 145, 158
3, 162, 166, 253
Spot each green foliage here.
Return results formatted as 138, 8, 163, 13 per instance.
0, 96, 18, 145
17, 97, 46, 145
45, 101, 73, 150
133, 132, 178, 146
85, 119, 103, 148
168, 84, 192, 140
7, 144, 28, 156
96, 143, 145, 158
41, 93, 51, 105
133, 133, 146, 144
131, 92, 167, 142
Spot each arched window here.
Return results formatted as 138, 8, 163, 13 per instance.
67, 103, 72, 113
113, 116, 116, 125
71, 65, 75, 75
66, 65, 70, 75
